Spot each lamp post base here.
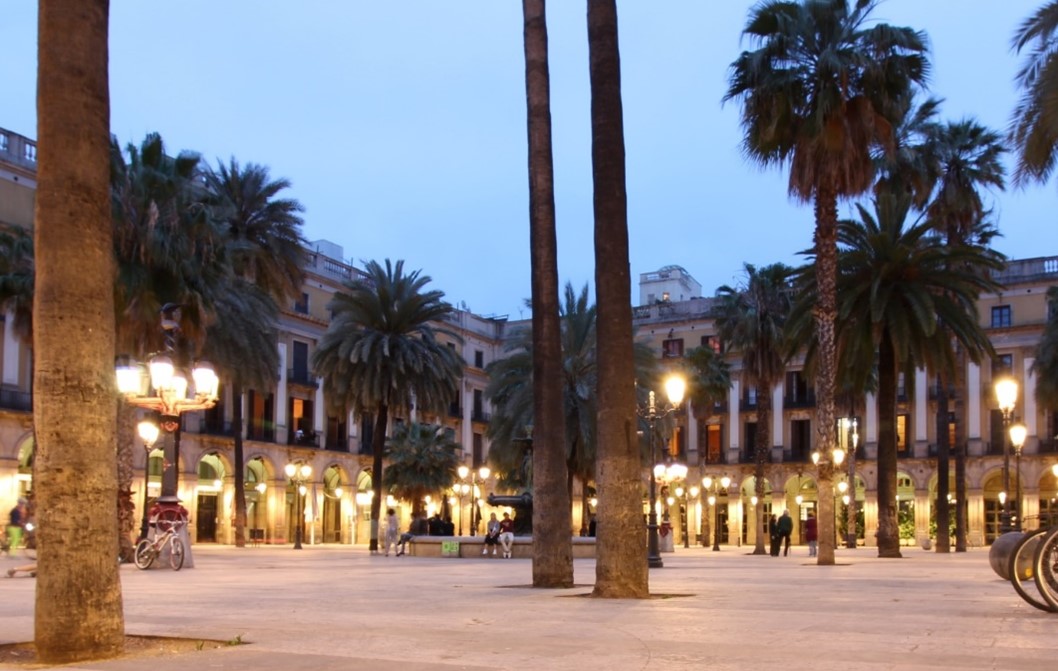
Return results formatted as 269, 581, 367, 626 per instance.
646, 519, 664, 568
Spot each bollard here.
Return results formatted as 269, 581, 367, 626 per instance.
988, 531, 1025, 581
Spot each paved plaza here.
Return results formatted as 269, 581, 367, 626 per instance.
0, 543, 1054, 670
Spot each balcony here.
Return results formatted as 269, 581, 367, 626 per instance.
927, 384, 959, 400
198, 418, 234, 437
246, 425, 276, 443
290, 429, 319, 447
783, 392, 816, 409
471, 409, 491, 423
0, 388, 32, 412
287, 368, 319, 389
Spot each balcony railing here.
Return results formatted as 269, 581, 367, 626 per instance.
246, 425, 276, 443
287, 368, 319, 388
289, 429, 319, 447
783, 392, 816, 409
0, 388, 32, 412
471, 409, 491, 423
197, 418, 234, 437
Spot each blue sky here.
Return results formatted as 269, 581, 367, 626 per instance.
0, 1, 1051, 318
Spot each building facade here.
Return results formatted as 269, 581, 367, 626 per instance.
3, 123, 1057, 550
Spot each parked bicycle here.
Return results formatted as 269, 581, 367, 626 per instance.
1006, 513, 1058, 612
134, 515, 185, 571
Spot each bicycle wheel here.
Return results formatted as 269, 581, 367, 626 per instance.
1008, 528, 1055, 612
169, 537, 185, 571
133, 538, 156, 570
1033, 526, 1058, 611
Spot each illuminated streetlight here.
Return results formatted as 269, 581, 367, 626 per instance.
284, 462, 312, 550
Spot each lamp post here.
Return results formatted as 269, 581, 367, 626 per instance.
455, 483, 470, 535
702, 475, 731, 551
637, 375, 687, 569
285, 462, 312, 549
994, 376, 1018, 534
1010, 421, 1027, 532
136, 419, 160, 541
457, 465, 491, 536
115, 304, 220, 502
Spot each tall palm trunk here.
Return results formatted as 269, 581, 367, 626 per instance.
752, 382, 770, 554
813, 190, 839, 566
587, 0, 645, 598
953, 349, 969, 551
34, 0, 125, 663
369, 406, 389, 553
876, 333, 902, 557
523, 0, 574, 586
232, 387, 247, 548
935, 376, 951, 553
116, 405, 136, 560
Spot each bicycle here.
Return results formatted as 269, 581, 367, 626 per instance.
1032, 524, 1058, 611
133, 516, 185, 571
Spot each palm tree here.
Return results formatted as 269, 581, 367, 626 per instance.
312, 259, 463, 553
383, 422, 462, 517
586, 0, 645, 597
713, 263, 792, 555
522, 0, 572, 588
833, 193, 1002, 557
683, 344, 732, 420
922, 119, 1006, 553
724, 0, 929, 565
200, 280, 280, 548
0, 224, 34, 344
486, 283, 656, 535
1010, 2, 1058, 187
34, 0, 124, 662
203, 159, 306, 548
1033, 287, 1058, 414
111, 132, 225, 558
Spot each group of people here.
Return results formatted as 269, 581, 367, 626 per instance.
381, 508, 516, 558
769, 509, 818, 557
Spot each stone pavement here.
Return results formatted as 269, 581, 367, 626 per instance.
1, 543, 1054, 670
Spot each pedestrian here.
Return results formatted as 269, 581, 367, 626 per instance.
383, 508, 399, 556
6, 497, 27, 552
805, 510, 818, 557
777, 509, 794, 556
498, 511, 515, 558
482, 512, 501, 555
588, 515, 597, 537
769, 514, 780, 557
396, 513, 428, 556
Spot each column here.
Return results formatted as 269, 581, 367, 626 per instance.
276, 343, 288, 433
2, 309, 19, 386
865, 392, 879, 459
1023, 357, 1037, 438
915, 367, 928, 456
728, 380, 741, 463
772, 382, 784, 459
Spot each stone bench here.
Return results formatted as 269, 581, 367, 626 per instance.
407, 535, 596, 559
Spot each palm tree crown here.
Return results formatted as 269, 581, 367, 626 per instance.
1010, 1, 1058, 186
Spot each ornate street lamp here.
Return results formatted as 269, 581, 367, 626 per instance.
136, 419, 160, 541
1010, 421, 1027, 532
285, 462, 312, 549
637, 375, 686, 568
994, 376, 1018, 534
457, 465, 491, 536
702, 475, 731, 552
115, 305, 219, 502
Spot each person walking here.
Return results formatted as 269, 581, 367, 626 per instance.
482, 512, 501, 556
805, 511, 818, 557
777, 509, 794, 557
498, 512, 515, 558
383, 508, 400, 556
6, 497, 27, 552
769, 514, 781, 557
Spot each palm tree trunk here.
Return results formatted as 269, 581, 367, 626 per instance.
34, 0, 125, 662
233, 387, 247, 548
953, 348, 969, 552
876, 333, 902, 557
752, 382, 769, 554
116, 405, 136, 562
813, 189, 839, 566
369, 406, 389, 553
587, 0, 646, 598
935, 375, 951, 553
